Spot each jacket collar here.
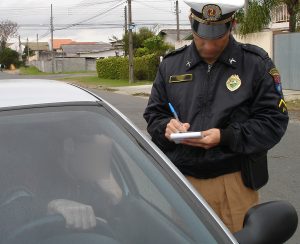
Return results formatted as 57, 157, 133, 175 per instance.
184, 42, 203, 71
217, 35, 239, 69
185, 35, 239, 71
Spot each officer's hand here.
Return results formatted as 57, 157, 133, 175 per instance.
165, 119, 190, 140
181, 128, 220, 149
47, 199, 96, 230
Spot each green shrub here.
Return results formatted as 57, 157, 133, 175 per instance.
0, 47, 23, 68
96, 54, 159, 81
96, 57, 128, 80
134, 54, 159, 80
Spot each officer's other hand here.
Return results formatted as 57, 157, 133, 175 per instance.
165, 119, 190, 140
47, 199, 97, 230
181, 128, 220, 149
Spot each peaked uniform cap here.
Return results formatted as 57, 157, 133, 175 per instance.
184, 0, 245, 39
184, 0, 244, 15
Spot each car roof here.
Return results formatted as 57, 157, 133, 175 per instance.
0, 79, 98, 108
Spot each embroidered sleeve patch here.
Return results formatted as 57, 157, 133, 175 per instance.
278, 98, 288, 113
169, 74, 193, 83
269, 68, 283, 97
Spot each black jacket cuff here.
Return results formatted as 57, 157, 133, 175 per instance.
220, 127, 235, 147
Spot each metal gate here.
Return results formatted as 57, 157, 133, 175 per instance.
274, 33, 300, 90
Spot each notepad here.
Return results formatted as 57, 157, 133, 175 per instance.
170, 132, 203, 143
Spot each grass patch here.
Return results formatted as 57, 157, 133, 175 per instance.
60, 76, 152, 88
19, 66, 97, 75
19, 66, 51, 75
132, 92, 150, 97
286, 99, 300, 111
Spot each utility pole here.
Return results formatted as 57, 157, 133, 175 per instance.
36, 33, 39, 60
128, 0, 134, 83
50, 4, 55, 73
124, 6, 128, 34
18, 36, 22, 61
244, 0, 248, 15
27, 37, 29, 62
176, 0, 180, 41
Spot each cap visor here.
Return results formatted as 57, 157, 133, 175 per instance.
191, 19, 231, 39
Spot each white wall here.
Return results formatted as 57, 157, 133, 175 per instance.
79, 49, 124, 58
175, 31, 273, 58
175, 40, 192, 49
233, 31, 273, 58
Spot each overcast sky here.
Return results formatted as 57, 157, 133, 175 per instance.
0, 0, 191, 45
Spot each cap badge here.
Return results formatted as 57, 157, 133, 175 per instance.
226, 75, 241, 92
186, 60, 192, 67
202, 4, 222, 21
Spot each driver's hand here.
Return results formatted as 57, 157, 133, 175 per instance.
47, 199, 96, 230
97, 172, 122, 205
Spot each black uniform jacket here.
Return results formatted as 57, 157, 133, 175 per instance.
144, 35, 289, 179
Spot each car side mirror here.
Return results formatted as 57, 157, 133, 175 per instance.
234, 200, 298, 244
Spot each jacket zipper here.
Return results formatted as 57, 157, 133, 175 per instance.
207, 64, 212, 73
201, 64, 213, 129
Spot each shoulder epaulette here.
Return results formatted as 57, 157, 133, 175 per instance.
164, 45, 188, 59
241, 43, 269, 60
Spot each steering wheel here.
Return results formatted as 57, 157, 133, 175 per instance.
5, 214, 116, 244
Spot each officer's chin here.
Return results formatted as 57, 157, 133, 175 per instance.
200, 51, 220, 61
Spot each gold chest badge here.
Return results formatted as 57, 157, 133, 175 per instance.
226, 75, 241, 92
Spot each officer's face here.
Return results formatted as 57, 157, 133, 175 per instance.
193, 31, 230, 63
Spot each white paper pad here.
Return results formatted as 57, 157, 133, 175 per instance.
170, 132, 203, 143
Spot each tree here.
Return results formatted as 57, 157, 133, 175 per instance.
0, 47, 21, 68
122, 27, 155, 55
237, 0, 299, 35
135, 36, 174, 57
285, 0, 300, 32
22, 45, 34, 62
0, 20, 18, 51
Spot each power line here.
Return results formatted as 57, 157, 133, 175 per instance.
55, 0, 126, 31
134, 1, 174, 14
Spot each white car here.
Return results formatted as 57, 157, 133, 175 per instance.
0, 79, 297, 244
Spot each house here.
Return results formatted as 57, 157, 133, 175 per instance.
29, 39, 125, 73
175, 3, 295, 54
270, 4, 290, 32
52, 39, 74, 51
158, 29, 194, 46
23, 42, 50, 61
60, 42, 123, 58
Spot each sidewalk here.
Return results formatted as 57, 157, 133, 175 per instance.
113, 85, 152, 98
283, 90, 300, 101
112, 85, 300, 101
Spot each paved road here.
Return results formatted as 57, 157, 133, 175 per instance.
0, 70, 96, 80
1, 72, 299, 242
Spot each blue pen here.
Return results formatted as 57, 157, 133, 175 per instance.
168, 102, 180, 122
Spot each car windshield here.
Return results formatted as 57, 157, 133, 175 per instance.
0, 104, 232, 244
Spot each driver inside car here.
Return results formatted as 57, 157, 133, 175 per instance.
0, 129, 123, 243
47, 134, 123, 230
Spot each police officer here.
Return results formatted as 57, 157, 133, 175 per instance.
143, 0, 289, 233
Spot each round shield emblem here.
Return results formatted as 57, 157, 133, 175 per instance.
202, 4, 222, 21
226, 75, 241, 92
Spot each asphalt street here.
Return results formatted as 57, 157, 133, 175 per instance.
1, 71, 299, 243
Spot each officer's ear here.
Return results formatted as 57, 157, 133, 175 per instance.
188, 9, 192, 23
231, 19, 237, 31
